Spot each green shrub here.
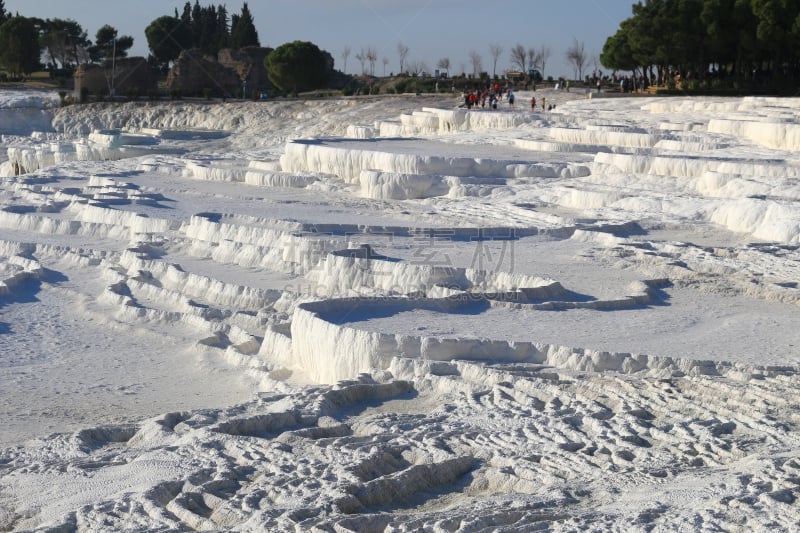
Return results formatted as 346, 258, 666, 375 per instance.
684, 79, 700, 91
265, 40, 330, 93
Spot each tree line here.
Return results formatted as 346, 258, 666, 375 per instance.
346, 41, 557, 83
0, 0, 134, 76
145, 1, 259, 67
0, 0, 337, 98
1, 19, 135, 76
0, 0, 260, 77
601, 0, 800, 90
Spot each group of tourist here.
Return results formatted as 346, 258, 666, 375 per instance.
528, 95, 554, 112
462, 82, 517, 110
460, 81, 560, 113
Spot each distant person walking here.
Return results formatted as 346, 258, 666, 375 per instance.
508, 90, 515, 106
530, 96, 536, 110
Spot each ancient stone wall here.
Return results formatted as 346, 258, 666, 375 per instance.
218, 46, 274, 96
167, 47, 274, 98
74, 57, 157, 97
166, 49, 240, 97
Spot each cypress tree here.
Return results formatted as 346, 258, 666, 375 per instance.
191, 0, 202, 48
198, 4, 217, 55
181, 1, 192, 29
216, 5, 230, 51
146, 2, 245, 60
231, 2, 259, 49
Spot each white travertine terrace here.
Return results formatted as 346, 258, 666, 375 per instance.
1, 90, 799, 531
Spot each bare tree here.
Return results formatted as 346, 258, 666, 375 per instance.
406, 60, 429, 76
538, 45, 552, 79
469, 50, 483, 77
76, 46, 92, 65
436, 57, 450, 75
527, 47, 541, 71
489, 43, 503, 77
509, 43, 526, 72
397, 42, 409, 74
382, 56, 389, 76
341, 46, 351, 74
566, 38, 587, 81
356, 48, 367, 75
366, 47, 377, 76
590, 53, 601, 77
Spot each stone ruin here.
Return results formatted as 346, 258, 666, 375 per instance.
73, 57, 157, 98
218, 46, 273, 94
167, 47, 274, 98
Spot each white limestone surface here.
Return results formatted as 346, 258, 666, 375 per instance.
0, 90, 799, 532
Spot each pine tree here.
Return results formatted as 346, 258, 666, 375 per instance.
0, 16, 41, 76
146, 15, 191, 66
231, 2, 259, 49
266, 41, 330, 94
0, 0, 8, 25
89, 24, 133, 62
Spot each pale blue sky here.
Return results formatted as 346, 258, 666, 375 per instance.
6, 0, 634, 78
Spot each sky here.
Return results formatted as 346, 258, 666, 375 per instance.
5, 0, 635, 79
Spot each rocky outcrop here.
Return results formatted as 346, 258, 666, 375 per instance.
167, 47, 274, 98
166, 49, 241, 97
218, 46, 274, 95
